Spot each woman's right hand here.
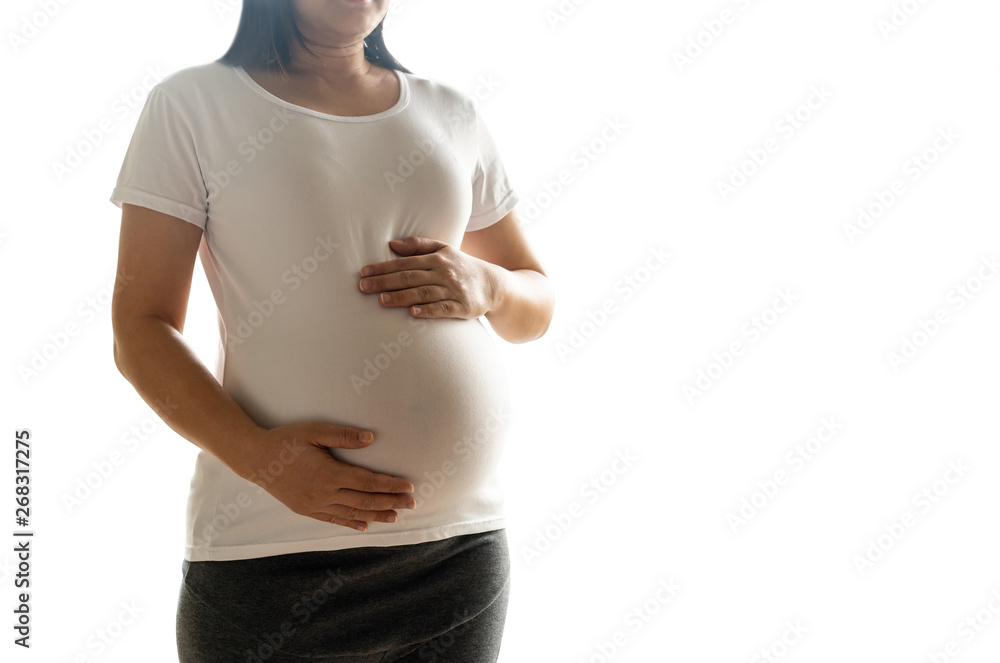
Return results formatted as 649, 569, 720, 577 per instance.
233, 421, 416, 532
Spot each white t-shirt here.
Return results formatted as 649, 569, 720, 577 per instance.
110, 61, 518, 561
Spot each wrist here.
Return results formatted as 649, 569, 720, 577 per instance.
217, 421, 271, 481
483, 261, 509, 319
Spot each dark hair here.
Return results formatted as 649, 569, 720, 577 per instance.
217, 0, 410, 77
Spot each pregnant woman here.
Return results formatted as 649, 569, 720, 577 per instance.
109, 1, 554, 661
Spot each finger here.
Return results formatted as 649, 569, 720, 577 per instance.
304, 510, 395, 532
360, 267, 429, 295
411, 299, 465, 318
305, 512, 365, 531
344, 467, 415, 495
377, 284, 451, 308
334, 505, 400, 528
312, 425, 375, 450
333, 487, 417, 512
388, 236, 446, 257
361, 253, 436, 279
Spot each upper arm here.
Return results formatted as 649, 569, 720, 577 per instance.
111, 203, 204, 337
460, 208, 546, 275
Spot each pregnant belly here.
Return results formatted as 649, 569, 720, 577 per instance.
220, 311, 512, 527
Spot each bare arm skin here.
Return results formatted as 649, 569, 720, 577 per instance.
112, 203, 414, 532
111, 203, 264, 468
461, 209, 555, 343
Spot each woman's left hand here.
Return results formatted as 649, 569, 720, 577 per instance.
358, 237, 499, 320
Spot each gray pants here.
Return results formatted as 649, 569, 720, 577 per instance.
176, 528, 510, 662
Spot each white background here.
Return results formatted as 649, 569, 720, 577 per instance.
3, 0, 1000, 661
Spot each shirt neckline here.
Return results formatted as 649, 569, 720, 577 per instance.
233, 65, 409, 123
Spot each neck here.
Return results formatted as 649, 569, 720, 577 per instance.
285, 35, 373, 85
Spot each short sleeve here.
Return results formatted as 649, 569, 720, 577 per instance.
109, 86, 208, 229
466, 105, 519, 232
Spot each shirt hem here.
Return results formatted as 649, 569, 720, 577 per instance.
466, 189, 519, 232
184, 517, 507, 562
110, 187, 207, 230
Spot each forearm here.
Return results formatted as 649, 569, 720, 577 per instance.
483, 266, 555, 343
112, 316, 267, 479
